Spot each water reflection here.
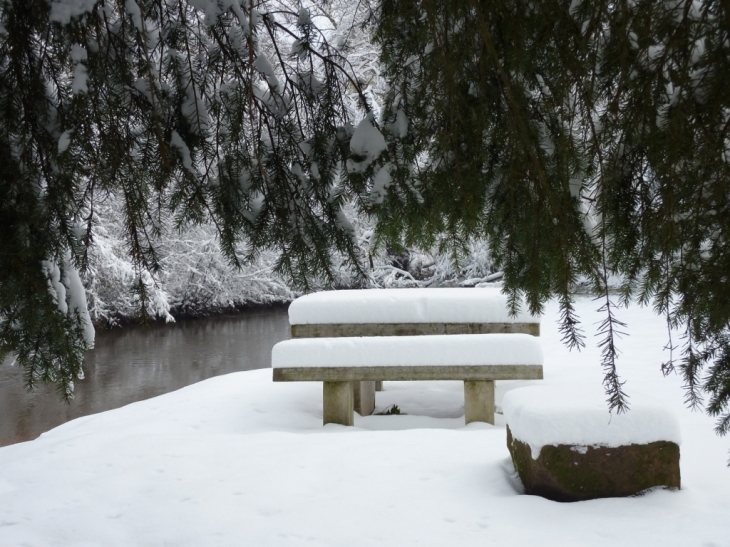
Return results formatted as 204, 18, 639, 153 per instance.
0, 307, 290, 447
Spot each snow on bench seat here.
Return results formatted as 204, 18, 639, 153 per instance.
503, 386, 681, 459
288, 288, 540, 325
273, 333, 543, 371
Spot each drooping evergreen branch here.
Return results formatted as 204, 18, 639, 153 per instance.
0, 0, 369, 398
372, 0, 730, 434
2, 0, 730, 446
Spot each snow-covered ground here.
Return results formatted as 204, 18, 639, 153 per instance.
0, 297, 728, 546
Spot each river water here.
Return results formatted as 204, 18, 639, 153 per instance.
0, 307, 290, 447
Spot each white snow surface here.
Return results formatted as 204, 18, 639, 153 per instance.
170, 130, 195, 174
125, 0, 144, 32
272, 333, 543, 368
48, 0, 96, 25
254, 53, 280, 89
57, 130, 72, 154
62, 252, 96, 347
288, 287, 540, 325
1, 298, 729, 546
370, 163, 393, 204
348, 116, 387, 172
71, 62, 88, 95
69, 44, 87, 62
68, 41, 89, 97
42, 260, 68, 314
503, 386, 681, 459
296, 7, 312, 26
42, 253, 96, 347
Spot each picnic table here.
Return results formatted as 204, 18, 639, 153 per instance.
272, 288, 543, 425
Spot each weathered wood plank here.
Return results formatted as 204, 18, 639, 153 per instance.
273, 364, 543, 382
290, 322, 540, 338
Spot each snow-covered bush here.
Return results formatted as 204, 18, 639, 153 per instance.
84, 193, 296, 327
83, 191, 499, 327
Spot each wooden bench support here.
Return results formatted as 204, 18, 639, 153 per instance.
375, 381, 383, 392
325, 379, 496, 425
275, 334, 543, 426
353, 381, 376, 416
323, 381, 354, 426
464, 380, 496, 425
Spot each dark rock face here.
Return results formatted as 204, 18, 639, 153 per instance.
507, 426, 681, 502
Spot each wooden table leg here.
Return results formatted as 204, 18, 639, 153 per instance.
323, 381, 354, 425
464, 380, 495, 425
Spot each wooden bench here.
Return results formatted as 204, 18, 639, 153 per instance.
286, 288, 541, 417
272, 333, 544, 426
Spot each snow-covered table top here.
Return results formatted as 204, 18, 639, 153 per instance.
288, 288, 540, 325
503, 386, 681, 459
272, 333, 543, 368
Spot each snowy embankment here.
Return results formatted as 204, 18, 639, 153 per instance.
1, 298, 728, 546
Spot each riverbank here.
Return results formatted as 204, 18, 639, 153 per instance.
83, 196, 499, 329
0, 296, 727, 546
0, 308, 290, 447
92, 300, 293, 330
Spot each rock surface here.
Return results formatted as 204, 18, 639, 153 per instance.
507, 426, 681, 502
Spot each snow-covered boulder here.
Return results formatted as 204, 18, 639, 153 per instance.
503, 386, 681, 502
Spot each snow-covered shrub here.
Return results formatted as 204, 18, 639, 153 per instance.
84, 194, 295, 327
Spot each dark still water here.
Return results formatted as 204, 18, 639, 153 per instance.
0, 307, 290, 447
